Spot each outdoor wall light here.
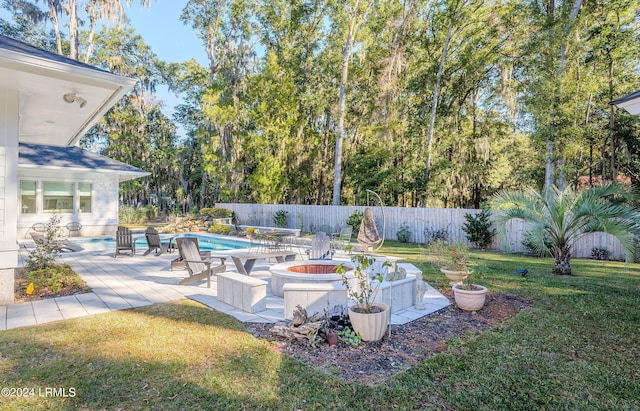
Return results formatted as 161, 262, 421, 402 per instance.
63, 92, 87, 108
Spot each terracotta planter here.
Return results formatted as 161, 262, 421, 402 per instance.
440, 268, 471, 286
452, 284, 488, 311
348, 302, 390, 342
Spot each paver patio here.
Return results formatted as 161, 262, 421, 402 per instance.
1, 244, 450, 331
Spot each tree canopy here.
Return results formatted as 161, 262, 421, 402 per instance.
2, 0, 640, 211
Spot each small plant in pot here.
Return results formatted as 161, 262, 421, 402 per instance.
451, 270, 488, 312
336, 254, 392, 342
426, 240, 473, 285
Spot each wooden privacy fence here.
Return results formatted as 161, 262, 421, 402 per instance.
216, 203, 627, 260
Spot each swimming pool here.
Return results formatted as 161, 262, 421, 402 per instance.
75, 233, 254, 252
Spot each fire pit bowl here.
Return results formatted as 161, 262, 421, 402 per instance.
269, 260, 356, 297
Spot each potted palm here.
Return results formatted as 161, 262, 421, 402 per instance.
337, 254, 391, 341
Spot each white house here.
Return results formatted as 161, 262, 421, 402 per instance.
18, 142, 148, 238
0, 34, 142, 304
611, 90, 640, 115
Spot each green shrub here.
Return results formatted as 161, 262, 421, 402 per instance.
119, 206, 146, 224
462, 209, 496, 249
26, 264, 88, 295
423, 227, 448, 245
25, 215, 63, 271
346, 210, 363, 235
200, 207, 233, 218
208, 222, 232, 235
336, 327, 361, 346
145, 204, 158, 220
396, 222, 411, 243
273, 210, 288, 228
591, 247, 611, 260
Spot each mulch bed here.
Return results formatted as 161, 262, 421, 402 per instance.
13, 268, 91, 303
246, 290, 531, 385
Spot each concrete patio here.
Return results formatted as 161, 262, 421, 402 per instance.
1, 245, 450, 331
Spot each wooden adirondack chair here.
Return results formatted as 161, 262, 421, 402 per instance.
307, 232, 333, 260
143, 227, 173, 256
171, 237, 211, 270
176, 237, 225, 287
115, 226, 135, 257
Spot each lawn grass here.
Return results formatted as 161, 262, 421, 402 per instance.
1, 242, 639, 410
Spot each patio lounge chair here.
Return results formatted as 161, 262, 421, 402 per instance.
143, 227, 173, 256
307, 232, 333, 260
170, 237, 211, 270
115, 226, 135, 257
176, 237, 226, 287
30, 232, 84, 252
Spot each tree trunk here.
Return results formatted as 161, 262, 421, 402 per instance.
332, 0, 372, 206
425, 17, 454, 204
332, 6, 357, 206
544, 0, 584, 198
48, 4, 63, 55
608, 55, 617, 180
553, 250, 572, 275
66, 0, 79, 60
84, 12, 98, 63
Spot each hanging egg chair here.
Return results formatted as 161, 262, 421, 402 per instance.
356, 190, 385, 253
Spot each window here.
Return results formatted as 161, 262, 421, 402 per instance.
43, 182, 74, 213
79, 183, 92, 213
20, 181, 36, 214
19, 180, 94, 215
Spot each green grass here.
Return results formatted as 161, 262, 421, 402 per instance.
1, 242, 639, 410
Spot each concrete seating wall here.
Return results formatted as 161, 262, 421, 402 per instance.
283, 282, 348, 320
373, 274, 417, 313
217, 272, 267, 313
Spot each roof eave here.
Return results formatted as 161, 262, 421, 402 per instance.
610, 90, 640, 115
119, 171, 151, 183
0, 44, 137, 146
18, 164, 150, 181
65, 84, 131, 146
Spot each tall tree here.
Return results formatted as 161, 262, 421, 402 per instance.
4, 0, 152, 61
180, 0, 255, 206
331, 0, 373, 205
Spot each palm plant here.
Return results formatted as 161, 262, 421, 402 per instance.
490, 183, 640, 275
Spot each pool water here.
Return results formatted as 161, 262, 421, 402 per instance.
76, 233, 253, 252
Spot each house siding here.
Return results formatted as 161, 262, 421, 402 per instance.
17, 170, 119, 238
0, 88, 19, 269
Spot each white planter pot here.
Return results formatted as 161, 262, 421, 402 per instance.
348, 302, 390, 342
440, 268, 471, 286
452, 284, 488, 312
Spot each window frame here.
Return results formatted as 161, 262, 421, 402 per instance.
19, 179, 94, 216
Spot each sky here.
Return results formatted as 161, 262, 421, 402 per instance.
126, 1, 207, 67
125, 1, 208, 121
